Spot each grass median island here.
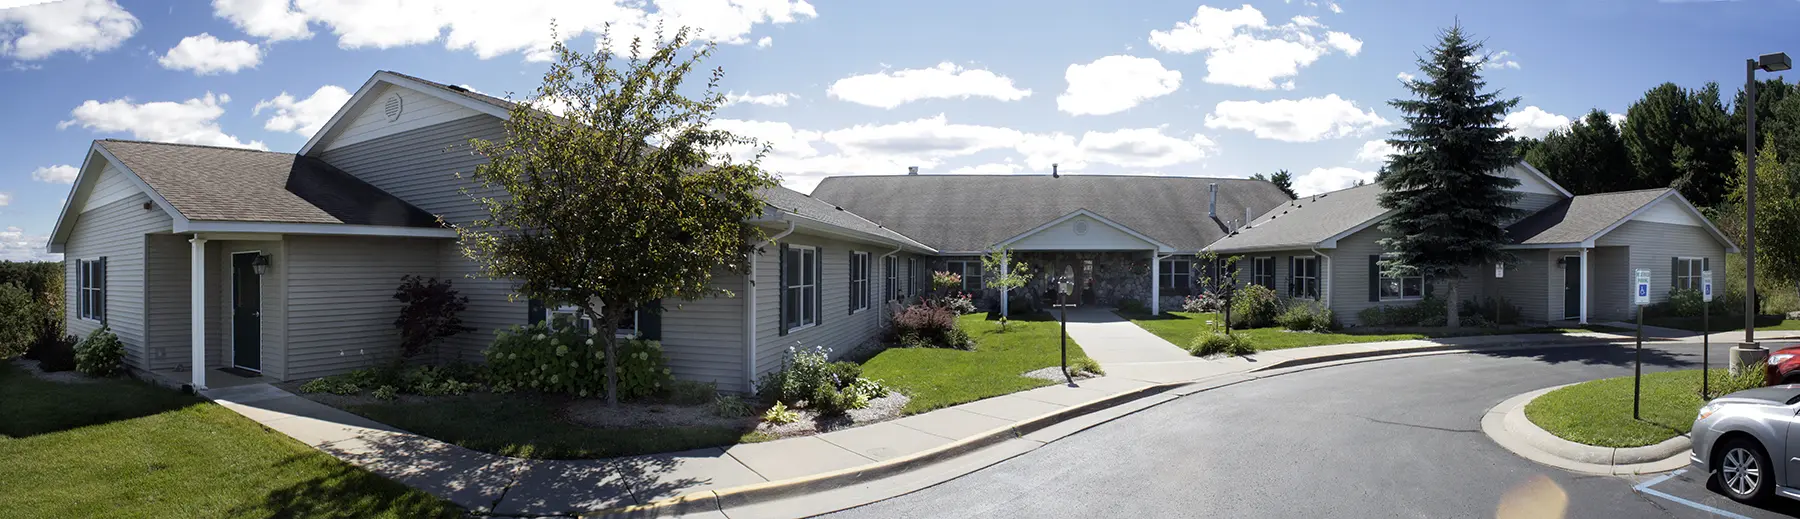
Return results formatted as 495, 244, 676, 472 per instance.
862, 313, 1096, 414
1126, 311, 1574, 352
1524, 369, 1765, 448
0, 363, 459, 518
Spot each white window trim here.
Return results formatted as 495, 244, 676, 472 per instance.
77, 257, 102, 322
1676, 257, 1705, 291
1252, 256, 1275, 289
947, 260, 983, 292
884, 256, 900, 302
787, 245, 819, 332
1377, 254, 1424, 302
1159, 259, 1193, 291
851, 251, 871, 314
1293, 256, 1321, 300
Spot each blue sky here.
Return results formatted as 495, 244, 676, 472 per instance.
1, 0, 1797, 261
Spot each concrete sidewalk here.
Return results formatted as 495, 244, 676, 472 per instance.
1596, 320, 1800, 343
201, 327, 1650, 518
1061, 308, 1194, 366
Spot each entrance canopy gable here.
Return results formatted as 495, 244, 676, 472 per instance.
998, 209, 1173, 252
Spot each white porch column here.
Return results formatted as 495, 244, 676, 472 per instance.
189, 237, 207, 390
1000, 254, 1010, 317
1150, 251, 1161, 314
1579, 247, 1590, 324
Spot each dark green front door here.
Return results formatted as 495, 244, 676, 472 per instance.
232, 252, 261, 371
1563, 256, 1581, 320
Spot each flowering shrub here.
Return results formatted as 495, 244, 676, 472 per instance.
892, 304, 973, 349
757, 344, 889, 415
1228, 284, 1281, 329
482, 323, 671, 399
1182, 293, 1223, 313
935, 293, 978, 315
931, 271, 962, 292
74, 326, 125, 377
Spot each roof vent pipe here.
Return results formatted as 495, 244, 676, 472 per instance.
1208, 183, 1218, 218
907, 166, 919, 175
1052, 164, 1059, 178
1245, 206, 1252, 227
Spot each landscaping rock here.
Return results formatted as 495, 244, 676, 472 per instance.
755, 393, 910, 439
11, 359, 99, 384
1021, 366, 1097, 382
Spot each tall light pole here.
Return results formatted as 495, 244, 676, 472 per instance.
1735, 51, 1792, 372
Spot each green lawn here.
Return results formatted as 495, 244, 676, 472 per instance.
1525, 369, 1764, 448
862, 313, 1094, 414
346, 393, 773, 460
1126, 311, 1573, 352
0, 363, 459, 518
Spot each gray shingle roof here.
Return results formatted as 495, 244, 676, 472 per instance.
760, 185, 934, 251
1204, 182, 1389, 253
381, 70, 518, 114
809, 175, 1291, 252
1506, 188, 1671, 245
98, 140, 442, 227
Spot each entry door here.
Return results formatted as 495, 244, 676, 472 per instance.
1563, 256, 1581, 320
232, 252, 261, 371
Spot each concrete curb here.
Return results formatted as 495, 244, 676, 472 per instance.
593, 380, 1191, 518
1481, 385, 1689, 476
1245, 337, 1636, 373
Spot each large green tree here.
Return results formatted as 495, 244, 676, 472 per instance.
1732, 78, 1795, 159
461, 29, 776, 406
1622, 82, 1736, 207
1379, 25, 1523, 328
1722, 142, 1800, 290
1251, 170, 1298, 199
1524, 109, 1633, 195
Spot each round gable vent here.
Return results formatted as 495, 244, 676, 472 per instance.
383, 92, 404, 122
1074, 219, 1090, 235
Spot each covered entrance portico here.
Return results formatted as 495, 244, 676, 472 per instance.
144, 232, 290, 390
966, 209, 1183, 317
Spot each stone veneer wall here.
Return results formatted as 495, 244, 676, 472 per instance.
928, 252, 1200, 313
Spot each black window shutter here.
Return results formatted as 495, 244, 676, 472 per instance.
528, 298, 545, 324
639, 300, 662, 340
1368, 255, 1380, 302
1703, 257, 1711, 275
849, 252, 857, 316
1671, 257, 1680, 287
1287, 256, 1295, 298
779, 243, 790, 336
1425, 276, 1435, 298
815, 247, 825, 327
97, 256, 107, 324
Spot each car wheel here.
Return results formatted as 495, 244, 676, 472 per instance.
1716, 438, 1775, 504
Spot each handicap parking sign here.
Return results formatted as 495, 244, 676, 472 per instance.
1703, 270, 1714, 302
1634, 269, 1651, 306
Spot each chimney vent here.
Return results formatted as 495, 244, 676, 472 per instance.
1052, 164, 1060, 178
1207, 183, 1218, 218
907, 166, 919, 175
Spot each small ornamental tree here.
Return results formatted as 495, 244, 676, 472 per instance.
1195, 251, 1243, 335
392, 275, 474, 359
460, 28, 775, 406
1380, 25, 1524, 328
980, 247, 1032, 326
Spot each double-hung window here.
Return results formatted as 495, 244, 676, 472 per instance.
543, 302, 638, 337
948, 260, 983, 292
850, 251, 871, 312
1159, 259, 1193, 295
1675, 258, 1706, 291
77, 258, 105, 321
884, 256, 899, 302
1290, 256, 1320, 299
785, 246, 818, 330
1378, 255, 1424, 301
1251, 257, 1276, 289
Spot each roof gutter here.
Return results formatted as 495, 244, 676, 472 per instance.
744, 220, 795, 393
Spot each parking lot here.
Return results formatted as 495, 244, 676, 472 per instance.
1634, 469, 1800, 518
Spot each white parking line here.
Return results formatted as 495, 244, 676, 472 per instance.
1634, 470, 1755, 519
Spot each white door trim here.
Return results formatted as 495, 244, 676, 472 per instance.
1563, 254, 1582, 320
230, 250, 263, 373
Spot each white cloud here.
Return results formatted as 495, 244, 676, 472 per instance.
1609, 112, 1627, 128
30, 164, 78, 184
158, 33, 262, 75
0, 192, 10, 206
724, 91, 794, 107
756, 36, 772, 48
212, 0, 311, 41
0, 226, 58, 262
947, 162, 1023, 175
1147, 4, 1361, 90
823, 114, 1025, 159
1354, 140, 1398, 164
60, 93, 267, 150
1469, 50, 1521, 70
1503, 106, 1570, 139
1329, 2, 1343, 13
1204, 94, 1391, 142
1057, 55, 1181, 116
1396, 71, 1415, 82
827, 62, 1031, 109
253, 85, 352, 136
1018, 128, 1216, 171
0, 0, 138, 60
1294, 167, 1375, 196
208, 0, 816, 61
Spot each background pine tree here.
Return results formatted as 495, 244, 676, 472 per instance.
1379, 25, 1523, 327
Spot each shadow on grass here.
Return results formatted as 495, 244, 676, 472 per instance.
229, 451, 465, 519
0, 363, 200, 438
983, 311, 1061, 322
345, 393, 765, 461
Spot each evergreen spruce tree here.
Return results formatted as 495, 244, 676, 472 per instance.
1380, 25, 1523, 327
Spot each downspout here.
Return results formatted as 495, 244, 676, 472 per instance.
744, 220, 795, 393
1310, 247, 1330, 309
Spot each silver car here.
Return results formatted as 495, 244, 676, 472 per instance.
1691, 384, 1800, 503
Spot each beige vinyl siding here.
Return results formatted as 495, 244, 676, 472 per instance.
212, 241, 288, 378
84, 163, 139, 212
1546, 249, 1584, 321
318, 114, 519, 363
1596, 220, 1728, 306
318, 84, 486, 153
283, 235, 441, 379
143, 235, 227, 371
659, 271, 747, 393
63, 192, 174, 371
1589, 247, 1632, 321
754, 233, 896, 379
1496, 250, 1552, 322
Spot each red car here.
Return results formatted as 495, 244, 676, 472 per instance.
1765, 345, 1800, 384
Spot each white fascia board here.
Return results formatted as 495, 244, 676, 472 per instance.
770, 214, 936, 255
177, 220, 459, 238
1584, 190, 1739, 253
49, 144, 190, 251
994, 208, 1175, 253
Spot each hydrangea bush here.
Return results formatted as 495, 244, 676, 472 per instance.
482, 323, 670, 398
74, 326, 125, 377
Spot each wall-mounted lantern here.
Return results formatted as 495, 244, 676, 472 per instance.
252, 254, 271, 276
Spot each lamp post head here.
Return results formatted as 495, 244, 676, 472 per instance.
1758, 52, 1792, 72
